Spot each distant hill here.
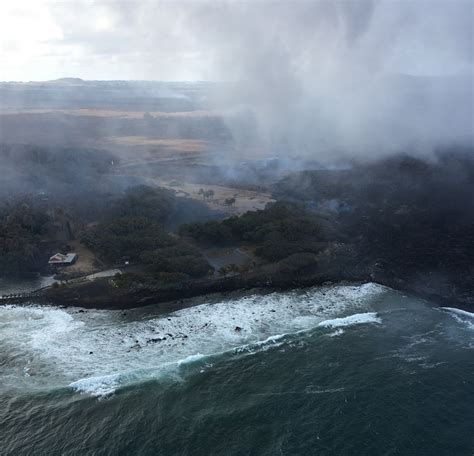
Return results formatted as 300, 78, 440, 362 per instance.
47, 77, 85, 84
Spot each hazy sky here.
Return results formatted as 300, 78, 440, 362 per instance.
1, 0, 472, 82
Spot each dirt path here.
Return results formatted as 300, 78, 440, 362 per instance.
66, 240, 101, 274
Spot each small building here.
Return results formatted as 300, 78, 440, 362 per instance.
48, 253, 78, 267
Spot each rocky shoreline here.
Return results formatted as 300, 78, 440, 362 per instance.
25, 268, 473, 313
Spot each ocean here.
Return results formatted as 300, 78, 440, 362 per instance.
1, 283, 473, 455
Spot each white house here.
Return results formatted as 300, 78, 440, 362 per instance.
48, 253, 78, 266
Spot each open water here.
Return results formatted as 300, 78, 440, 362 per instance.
1, 283, 473, 455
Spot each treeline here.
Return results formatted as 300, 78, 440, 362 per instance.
0, 184, 218, 277
0, 144, 116, 193
273, 151, 474, 299
0, 202, 50, 274
81, 192, 330, 286
179, 202, 327, 262
0, 143, 119, 221
0, 143, 115, 171
107, 185, 175, 223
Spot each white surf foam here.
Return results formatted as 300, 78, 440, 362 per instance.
70, 334, 294, 398
1, 283, 388, 396
318, 312, 381, 328
441, 307, 474, 330
177, 353, 207, 366
441, 307, 474, 319
0, 305, 84, 348
70, 373, 122, 397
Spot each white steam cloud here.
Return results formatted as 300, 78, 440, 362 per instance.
1, 0, 473, 160
181, 1, 473, 159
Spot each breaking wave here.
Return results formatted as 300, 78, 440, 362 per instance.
1, 283, 389, 397
318, 312, 382, 329
441, 307, 474, 330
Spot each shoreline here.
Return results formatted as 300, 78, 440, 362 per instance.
2, 270, 473, 314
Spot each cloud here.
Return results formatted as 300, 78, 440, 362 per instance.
2, 1, 472, 81
172, 1, 473, 158
0, 0, 472, 158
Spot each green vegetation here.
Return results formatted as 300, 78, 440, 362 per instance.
107, 185, 218, 228
179, 202, 325, 261
0, 203, 50, 274
141, 244, 212, 278
81, 217, 175, 263
81, 186, 213, 281
109, 185, 175, 223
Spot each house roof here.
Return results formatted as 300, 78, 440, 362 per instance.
48, 253, 77, 264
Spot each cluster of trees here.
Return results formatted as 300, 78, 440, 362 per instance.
81, 217, 175, 263
179, 202, 325, 262
198, 188, 215, 199
109, 185, 175, 223
108, 185, 218, 228
0, 202, 50, 274
81, 186, 213, 283
141, 244, 212, 278
198, 188, 235, 206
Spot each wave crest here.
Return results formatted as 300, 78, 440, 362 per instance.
318, 312, 381, 328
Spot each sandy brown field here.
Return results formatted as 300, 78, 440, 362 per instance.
139, 176, 274, 215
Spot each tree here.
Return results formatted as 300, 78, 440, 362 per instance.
218, 266, 230, 277
203, 189, 214, 200
140, 245, 213, 278
0, 202, 50, 274
81, 216, 176, 263
179, 201, 324, 261
110, 186, 175, 223
228, 263, 240, 275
